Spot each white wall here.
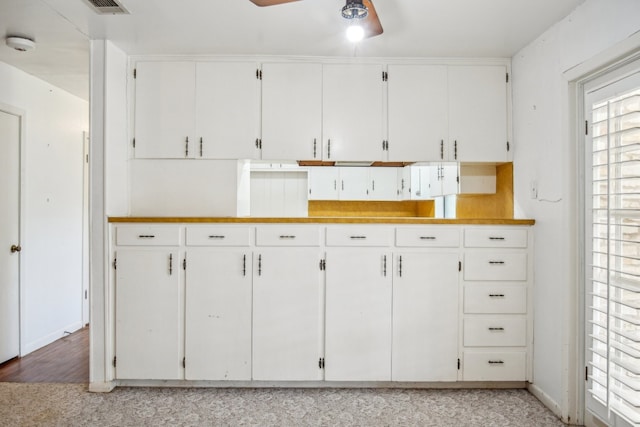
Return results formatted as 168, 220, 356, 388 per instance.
511, 0, 640, 421
0, 61, 88, 353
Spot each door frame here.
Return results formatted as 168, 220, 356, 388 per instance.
0, 102, 26, 358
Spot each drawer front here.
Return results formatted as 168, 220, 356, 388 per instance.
464, 253, 527, 281
395, 227, 460, 248
326, 226, 393, 247
186, 227, 252, 246
463, 315, 527, 347
464, 228, 528, 248
256, 226, 321, 246
116, 226, 181, 246
463, 351, 526, 381
464, 284, 527, 314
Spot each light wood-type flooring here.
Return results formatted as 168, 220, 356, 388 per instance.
0, 326, 89, 383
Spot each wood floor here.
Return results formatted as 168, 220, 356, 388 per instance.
0, 326, 89, 383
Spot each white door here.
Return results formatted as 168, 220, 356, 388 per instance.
185, 249, 252, 380
369, 167, 399, 201
308, 167, 339, 200
196, 62, 260, 159
325, 249, 392, 381
339, 167, 369, 200
387, 65, 449, 161
134, 61, 196, 159
323, 64, 384, 161
0, 110, 20, 364
252, 248, 324, 381
449, 65, 508, 162
392, 252, 459, 381
261, 62, 323, 160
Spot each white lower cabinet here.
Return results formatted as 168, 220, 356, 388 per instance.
252, 242, 324, 381
392, 252, 459, 381
325, 248, 392, 381
115, 248, 183, 380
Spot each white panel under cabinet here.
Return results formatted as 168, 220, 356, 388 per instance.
326, 226, 393, 247
463, 351, 526, 381
464, 284, 527, 314
464, 252, 527, 281
116, 226, 181, 246
395, 227, 460, 247
463, 315, 527, 347
185, 227, 252, 246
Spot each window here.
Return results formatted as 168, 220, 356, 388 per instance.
585, 62, 640, 427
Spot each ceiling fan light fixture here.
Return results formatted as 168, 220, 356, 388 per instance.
346, 24, 365, 43
341, 0, 368, 20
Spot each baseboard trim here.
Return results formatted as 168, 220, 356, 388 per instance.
528, 383, 564, 422
115, 380, 527, 389
89, 381, 116, 393
22, 321, 83, 356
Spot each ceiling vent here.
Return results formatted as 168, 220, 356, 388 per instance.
83, 0, 129, 14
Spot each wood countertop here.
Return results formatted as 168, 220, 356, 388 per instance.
108, 217, 535, 225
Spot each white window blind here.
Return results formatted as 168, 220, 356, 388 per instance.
586, 66, 640, 427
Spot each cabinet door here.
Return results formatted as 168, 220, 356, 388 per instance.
441, 163, 459, 196
392, 252, 459, 381
323, 64, 384, 161
253, 248, 323, 380
115, 249, 183, 380
369, 167, 399, 201
449, 65, 508, 162
339, 167, 369, 200
261, 63, 322, 160
387, 65, 448, 161
325, 249, 392, 381
134, 62, 195, 159
196, 62, 259, 159
184, 249, 252, 380
309, 167, 339, 200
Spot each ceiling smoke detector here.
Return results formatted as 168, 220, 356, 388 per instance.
82, 0, 129, 15
6, 36, 36, 52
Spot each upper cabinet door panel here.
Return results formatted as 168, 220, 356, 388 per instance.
134, 62, 196, 159
261, 63, 323, 161
323, 64, 384, 161
448, 65, 508, 162
387, 65, 448, 162
196, 62, 259, 159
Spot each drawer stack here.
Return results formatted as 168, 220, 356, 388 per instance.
461, 227, 530, 381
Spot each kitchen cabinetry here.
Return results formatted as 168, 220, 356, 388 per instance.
392, 228, 460, 381
252, 226, 324, 381
308, 167, 400, 201
428, 163, 459, 197
134, 61, 259, 159
308, 167, 339, 200
261, 63, 323, 160
184, 226, 252, 381
114, 226, 183, 380
461, 227, 530, 381
324, 227, 393, 381
322, 64, 385, 161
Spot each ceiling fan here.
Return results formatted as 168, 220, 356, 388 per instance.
249, 0, 383, 40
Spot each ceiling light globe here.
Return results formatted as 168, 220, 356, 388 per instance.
346, 25, 365, 43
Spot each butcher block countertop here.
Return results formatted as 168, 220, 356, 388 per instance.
108, 217, 535, 225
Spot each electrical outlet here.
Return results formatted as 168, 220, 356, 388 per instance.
530, 180, 538, 199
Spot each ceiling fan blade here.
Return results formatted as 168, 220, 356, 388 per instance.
362, 0, 383, 38
249, 0, 301, 6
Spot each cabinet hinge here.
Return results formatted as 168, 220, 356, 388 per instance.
506, 141, 510, 152
458, 261, 462, 272
133, 68, 136, 79
506, 72, 509, 83
183, 357, 186, 368
113, 356, 117, 367
457, 358, 460, 370
132, 138, 136, 148
318, 357, 325, 369
585, 120, 589, 136
113, 258, 117, 270
183, 258, 186, 270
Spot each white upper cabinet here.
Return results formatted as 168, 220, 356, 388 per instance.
449, 65, 509, 162
196, 62, 260, 159
134, 61, 260, 159
322, 64, 385, 161
308, 167, 340, 200
261, 63, 323, 161
387, 65, 449, 161
134, 61, 196, 159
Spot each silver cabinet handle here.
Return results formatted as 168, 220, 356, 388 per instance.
243, 254, 246, 277
185, 136, 189, 157
199, 137, 203, 157
440, 139, 444, 160
488, 327, 505, 331
313, 138, 317, 158
279, 235, 296, 239
169, 254, 173, 275
208, 235, 225, 239
489, 294, 505, 298
327, 139, 331, 159
258, 254, 262, 276
350, 236, 367, 239
489, 261, 505, 265
383, 255, 387, 277
489, 237, 505, 241
138, 234, 155, 239
399, 255, 402, 277
454, 140, 458, 160
488, 360, 505, 365
419, 236, 436, 240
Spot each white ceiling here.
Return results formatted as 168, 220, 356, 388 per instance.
0, 0, 586, 101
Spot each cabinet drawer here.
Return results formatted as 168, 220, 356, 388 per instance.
464, 253, 527, 281
326, 226, 392, 247
464, 284, 527, 314
255, 226, 321, 246
116, 226, 181, 246
464, 228, 528, 248
395, 227, 460, 248
463, 351, 526, 381
186, 227, 252, 246
463, 315, 526, 347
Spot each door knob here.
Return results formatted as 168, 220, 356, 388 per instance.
10, 244, 21, 253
